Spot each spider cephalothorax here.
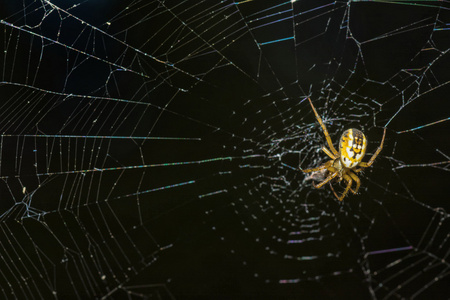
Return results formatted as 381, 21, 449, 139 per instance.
301, 98, 386, 201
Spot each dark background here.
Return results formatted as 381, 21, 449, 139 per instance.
0, 1, 449, 299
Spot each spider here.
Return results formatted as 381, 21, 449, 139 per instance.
301, 98, 386, 201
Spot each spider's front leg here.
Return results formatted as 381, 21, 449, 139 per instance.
321, 146, 336, 160
313, 169, 338, 189
359, 127, 387, 168
301, 160, 333, 173
307, 98, 339, 156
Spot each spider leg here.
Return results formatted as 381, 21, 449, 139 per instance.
321, 146, 336, 160
330, 173, 356, 199
359, 127, 387, 168
307, 98, 339, 156
313, 170, 339, 189
348, 170, 360, 194
329, 182, 340, 200
337, 174, 353, 201
301, 160, 332, 173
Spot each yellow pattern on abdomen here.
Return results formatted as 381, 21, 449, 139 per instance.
339, 128, 367, 168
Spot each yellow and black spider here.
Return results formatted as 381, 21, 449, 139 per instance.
301, 98, 386, 201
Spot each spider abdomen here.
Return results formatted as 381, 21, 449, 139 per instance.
340, 128, 367, 168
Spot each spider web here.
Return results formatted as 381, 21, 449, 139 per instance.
0, 0, 449, 298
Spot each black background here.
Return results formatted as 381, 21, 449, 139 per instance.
0, 1, 449, 299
